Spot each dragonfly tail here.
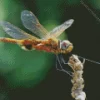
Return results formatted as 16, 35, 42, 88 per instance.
0, 37, 21, 44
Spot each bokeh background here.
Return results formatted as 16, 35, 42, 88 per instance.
0, 0, 100, 100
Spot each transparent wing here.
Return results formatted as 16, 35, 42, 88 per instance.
0, 21, 38, 40
21, 10, 48, 39
46, 19, 74, 38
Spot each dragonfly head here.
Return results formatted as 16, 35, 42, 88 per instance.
60, 40, 73, 53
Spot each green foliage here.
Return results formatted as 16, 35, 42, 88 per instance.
0, 0, 98, 88
88, 0, 100, 9
0, 0, 54, 88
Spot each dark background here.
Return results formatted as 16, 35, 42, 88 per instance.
0, 0, 100, 100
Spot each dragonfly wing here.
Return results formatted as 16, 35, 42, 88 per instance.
21, 10, 48, 39
0, 21, 38, 39
47, 19, 74, 38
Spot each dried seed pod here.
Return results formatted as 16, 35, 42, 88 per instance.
68, 54, 86, 100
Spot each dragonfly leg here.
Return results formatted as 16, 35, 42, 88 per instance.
59, 54, 71, 65
56, 55, 63, 70
56, 55, 72, 77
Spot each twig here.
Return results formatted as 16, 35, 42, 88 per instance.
68, 54, 86, 100
80, 0, 100, 22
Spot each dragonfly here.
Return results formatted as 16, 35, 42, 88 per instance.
0, 10, 74, 54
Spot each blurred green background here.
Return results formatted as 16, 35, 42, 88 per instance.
0, 0, 100, 100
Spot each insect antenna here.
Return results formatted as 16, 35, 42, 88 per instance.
80, 0, 100, 22
78, 55, 100, 65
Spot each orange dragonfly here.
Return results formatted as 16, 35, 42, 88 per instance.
0, 10, 74, 54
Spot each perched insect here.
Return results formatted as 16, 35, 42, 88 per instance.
0, 10, 74, 54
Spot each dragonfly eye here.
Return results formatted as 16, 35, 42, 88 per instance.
60, 40, 71, 50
